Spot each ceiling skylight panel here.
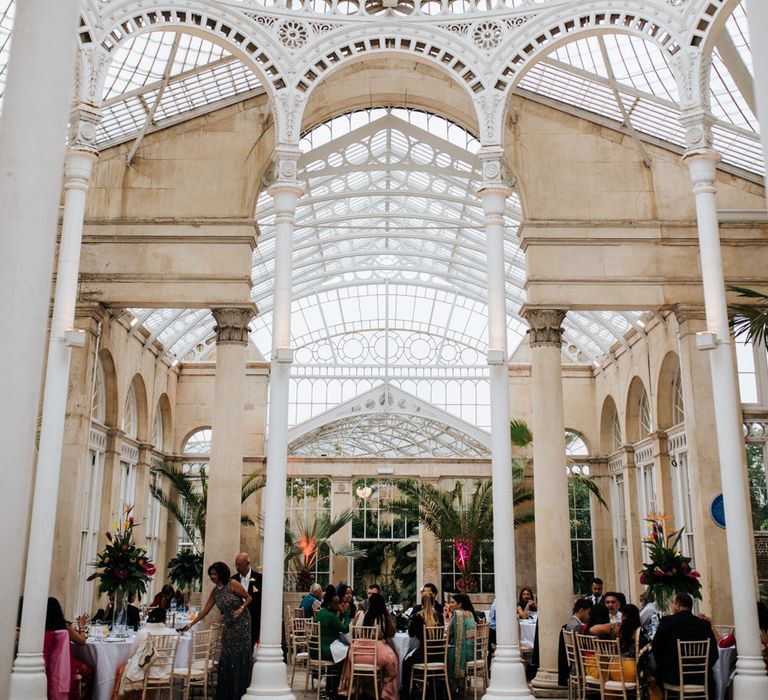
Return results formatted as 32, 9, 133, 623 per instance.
709, 50, 757, 132
601, 34, 677, 102
552, 38, 606, 75
0, 0, 13, 115
726, 2, 751, 72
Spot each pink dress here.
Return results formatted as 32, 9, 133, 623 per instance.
341, 635, 399, 700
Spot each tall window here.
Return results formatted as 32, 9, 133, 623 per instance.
92, 359, 106, 425
566, 431, 594, 594
122, 385, 138, 439
611, 466, 631, 596
118, 443, 138, 519
745, 421, 768, 531
672, 368, 685, 426
638, 390, 652, 439
285, 477, 332, 590
179, 428, 211, 552
611, 408, 622, 452
668, 430, 696, 562
735, 339, 759, 404
152, 406, 164, 451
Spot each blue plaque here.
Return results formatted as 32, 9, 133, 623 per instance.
710, 494, 726, 529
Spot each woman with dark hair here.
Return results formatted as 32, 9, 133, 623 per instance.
343, 593, 398, 700
337, 583, 357, 619
183, 561, 252, 699
316, 592, 350, 699
150, 583, 175, 609
446, 593, 477, 692
516, 587, 537, 619
45, 597, 93, 697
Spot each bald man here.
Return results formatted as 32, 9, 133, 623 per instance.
234, 552, 262, 647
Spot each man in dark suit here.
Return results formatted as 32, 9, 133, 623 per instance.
410, 582, 445, 617
585, 577, 605, 606
235, 552, 262, 648
651, 592, 718, 689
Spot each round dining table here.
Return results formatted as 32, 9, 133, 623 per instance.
72, 632, 190, 700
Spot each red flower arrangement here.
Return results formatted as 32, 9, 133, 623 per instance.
87, 505, 156, 596
639, 512, 701, 611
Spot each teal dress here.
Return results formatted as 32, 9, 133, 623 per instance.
447, 610, 476, 688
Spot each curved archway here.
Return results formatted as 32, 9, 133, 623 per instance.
600, 395, 621, 454
97, 348, 119, 428
625, 376, 652, 445
123, 374, 149, 442
180, 426, 213, 455
153, 393, 173, 452
657, 351, 685, 431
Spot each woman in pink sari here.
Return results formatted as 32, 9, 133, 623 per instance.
342, 592, 399, 700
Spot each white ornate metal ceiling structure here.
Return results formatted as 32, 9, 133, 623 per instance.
0, 0, 759, 436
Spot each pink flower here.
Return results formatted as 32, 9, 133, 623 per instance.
639, 572, 647, 584
142, 563, 156, 577
105, 531, 112, 541
86, 572, 101, 581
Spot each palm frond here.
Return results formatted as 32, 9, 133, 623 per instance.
241, 473, 267, 502
510, 419, 533, 448
569, 474, 608, 509
728, 286, 768, 348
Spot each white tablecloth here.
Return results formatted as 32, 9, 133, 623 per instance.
519, 620, 536, 647
389, 632, 416, 685
714, 646, 736, 700
73, 633, 190, 700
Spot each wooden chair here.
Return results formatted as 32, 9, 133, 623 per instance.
594, 638, 637, 699
562, 630, 584, 700
207, 621, 223, 695
173, 628, 213, 699
663, 639, 710, 699
465, 620, 489, 700
305, 621, 335, 700
290, 617, 311, 686
348, 627, 381, 700
410, 625, 453, 700
140, 633, 179, 699
575, 633, 600, 697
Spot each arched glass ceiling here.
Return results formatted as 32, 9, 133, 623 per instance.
131, 107, 644, 370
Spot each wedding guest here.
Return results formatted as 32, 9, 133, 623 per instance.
402, 590, 440, 691
566, 599, 592, 632
337, 583, 357, 619
345, 593, 398, 700
586, 577, 605, 606
517, 587, 537, 619
183, 561, 252, 700
411, 583, 444, 618
234, 551, 262, 646
300, 583, 323, 618
45, 597, 93, 698
150, 584, 175, 609
315, 591, 350, 700
639, 591, 659, 637
447, 593, 477, 692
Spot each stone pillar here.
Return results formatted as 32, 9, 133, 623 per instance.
202, 306, 256, 595
683, 140, 768, 694
674, 308, 734, 622
588, 458, 616, 588
0, 2, 82, 688
746, 1, 768, 196
477, 148, 533, 700
133, 443, 155, 539
616, 448, 643, 604
330, 479, 353, 585
10, 112, 100, 698
248, 145, 302, 700
523, 309, 571, 697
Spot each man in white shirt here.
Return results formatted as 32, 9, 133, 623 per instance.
604, 592, 623, 624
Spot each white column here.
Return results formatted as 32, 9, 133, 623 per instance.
746, 1, 768, 196
523, 309, 572, 696
478, 148, 534, 700
9, 110, 99, 699
0, 3, 82, 694
202, 306, 256, 591
684, 148, 768, 696
247, 146, 302, 700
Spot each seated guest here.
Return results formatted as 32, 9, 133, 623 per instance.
344, 593, 398, 700
446, 593, 477, 692
93, 593, 140, 631
356, 583, 382, 616
150, 584, 174, 609
45, 597, 93, 698
300, 583, 323, 618
315, 591, 350, 699
337, 583, 357, 620
566, 599, 593, 632
586, 601, 612, 638
517, 587, 537, 619
639, 591, 659, 637
403, 590, 440, 691
651, 593, 717, 691
411, 583, 444, 618
115, 607, 179, 697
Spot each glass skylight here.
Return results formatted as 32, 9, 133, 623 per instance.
0, 0, 14, 116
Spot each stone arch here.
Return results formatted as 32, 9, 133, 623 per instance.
180, 426, 213, 456
153, 393, 173, 452
494, 3, 684, 97
77, 2, 286, 120
625, 376, 651, 445
97, 348, 119, 428
124, 373, 149, 443
599, 395, 621, 455
657, 351, 684, 431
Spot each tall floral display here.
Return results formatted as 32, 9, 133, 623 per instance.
639, 513, 701, 612
87, 506, 155, 630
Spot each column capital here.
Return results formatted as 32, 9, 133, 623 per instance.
477, 145, 515, 196
67, 103, 102, 156
682, 148, 721, 195
212, 306, 256, 346
523, 308, 567, 348
266, 143, 304, 198
679, 108, 716, 152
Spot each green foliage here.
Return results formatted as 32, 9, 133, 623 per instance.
150, 463, 265, 552
167, 549, 203, 591
728, 286, 768, 349
747, 443, 768, 531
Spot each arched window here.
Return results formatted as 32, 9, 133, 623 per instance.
611, 409, 622, 452
152, 406, 164, 450
638, 390, 652, 439
91, 359, 106, 425
566, 431, 594, 595
672, 368, 685, 426
177, 429, 212, 551
122, 386, 138, 440
184, 428, 212, 455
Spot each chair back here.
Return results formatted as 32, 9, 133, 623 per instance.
594, 638, 625, 684
150, 633, 179, 677
350, 624, 380, 641
209, 621, 223, 664
473, 620, 489, 661
677, 639, 710, 690
190, 628, 213, 668
350, 635, 379, 667
294, 607, 305, 619
43, 630, 72, 700
423, 625, 449, 664
306, 621, 322, 661
562, 630, 579, 678
293, 616, 310, 637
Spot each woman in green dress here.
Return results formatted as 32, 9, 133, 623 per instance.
315, 591, 350, 699
446, 593, 477, 693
